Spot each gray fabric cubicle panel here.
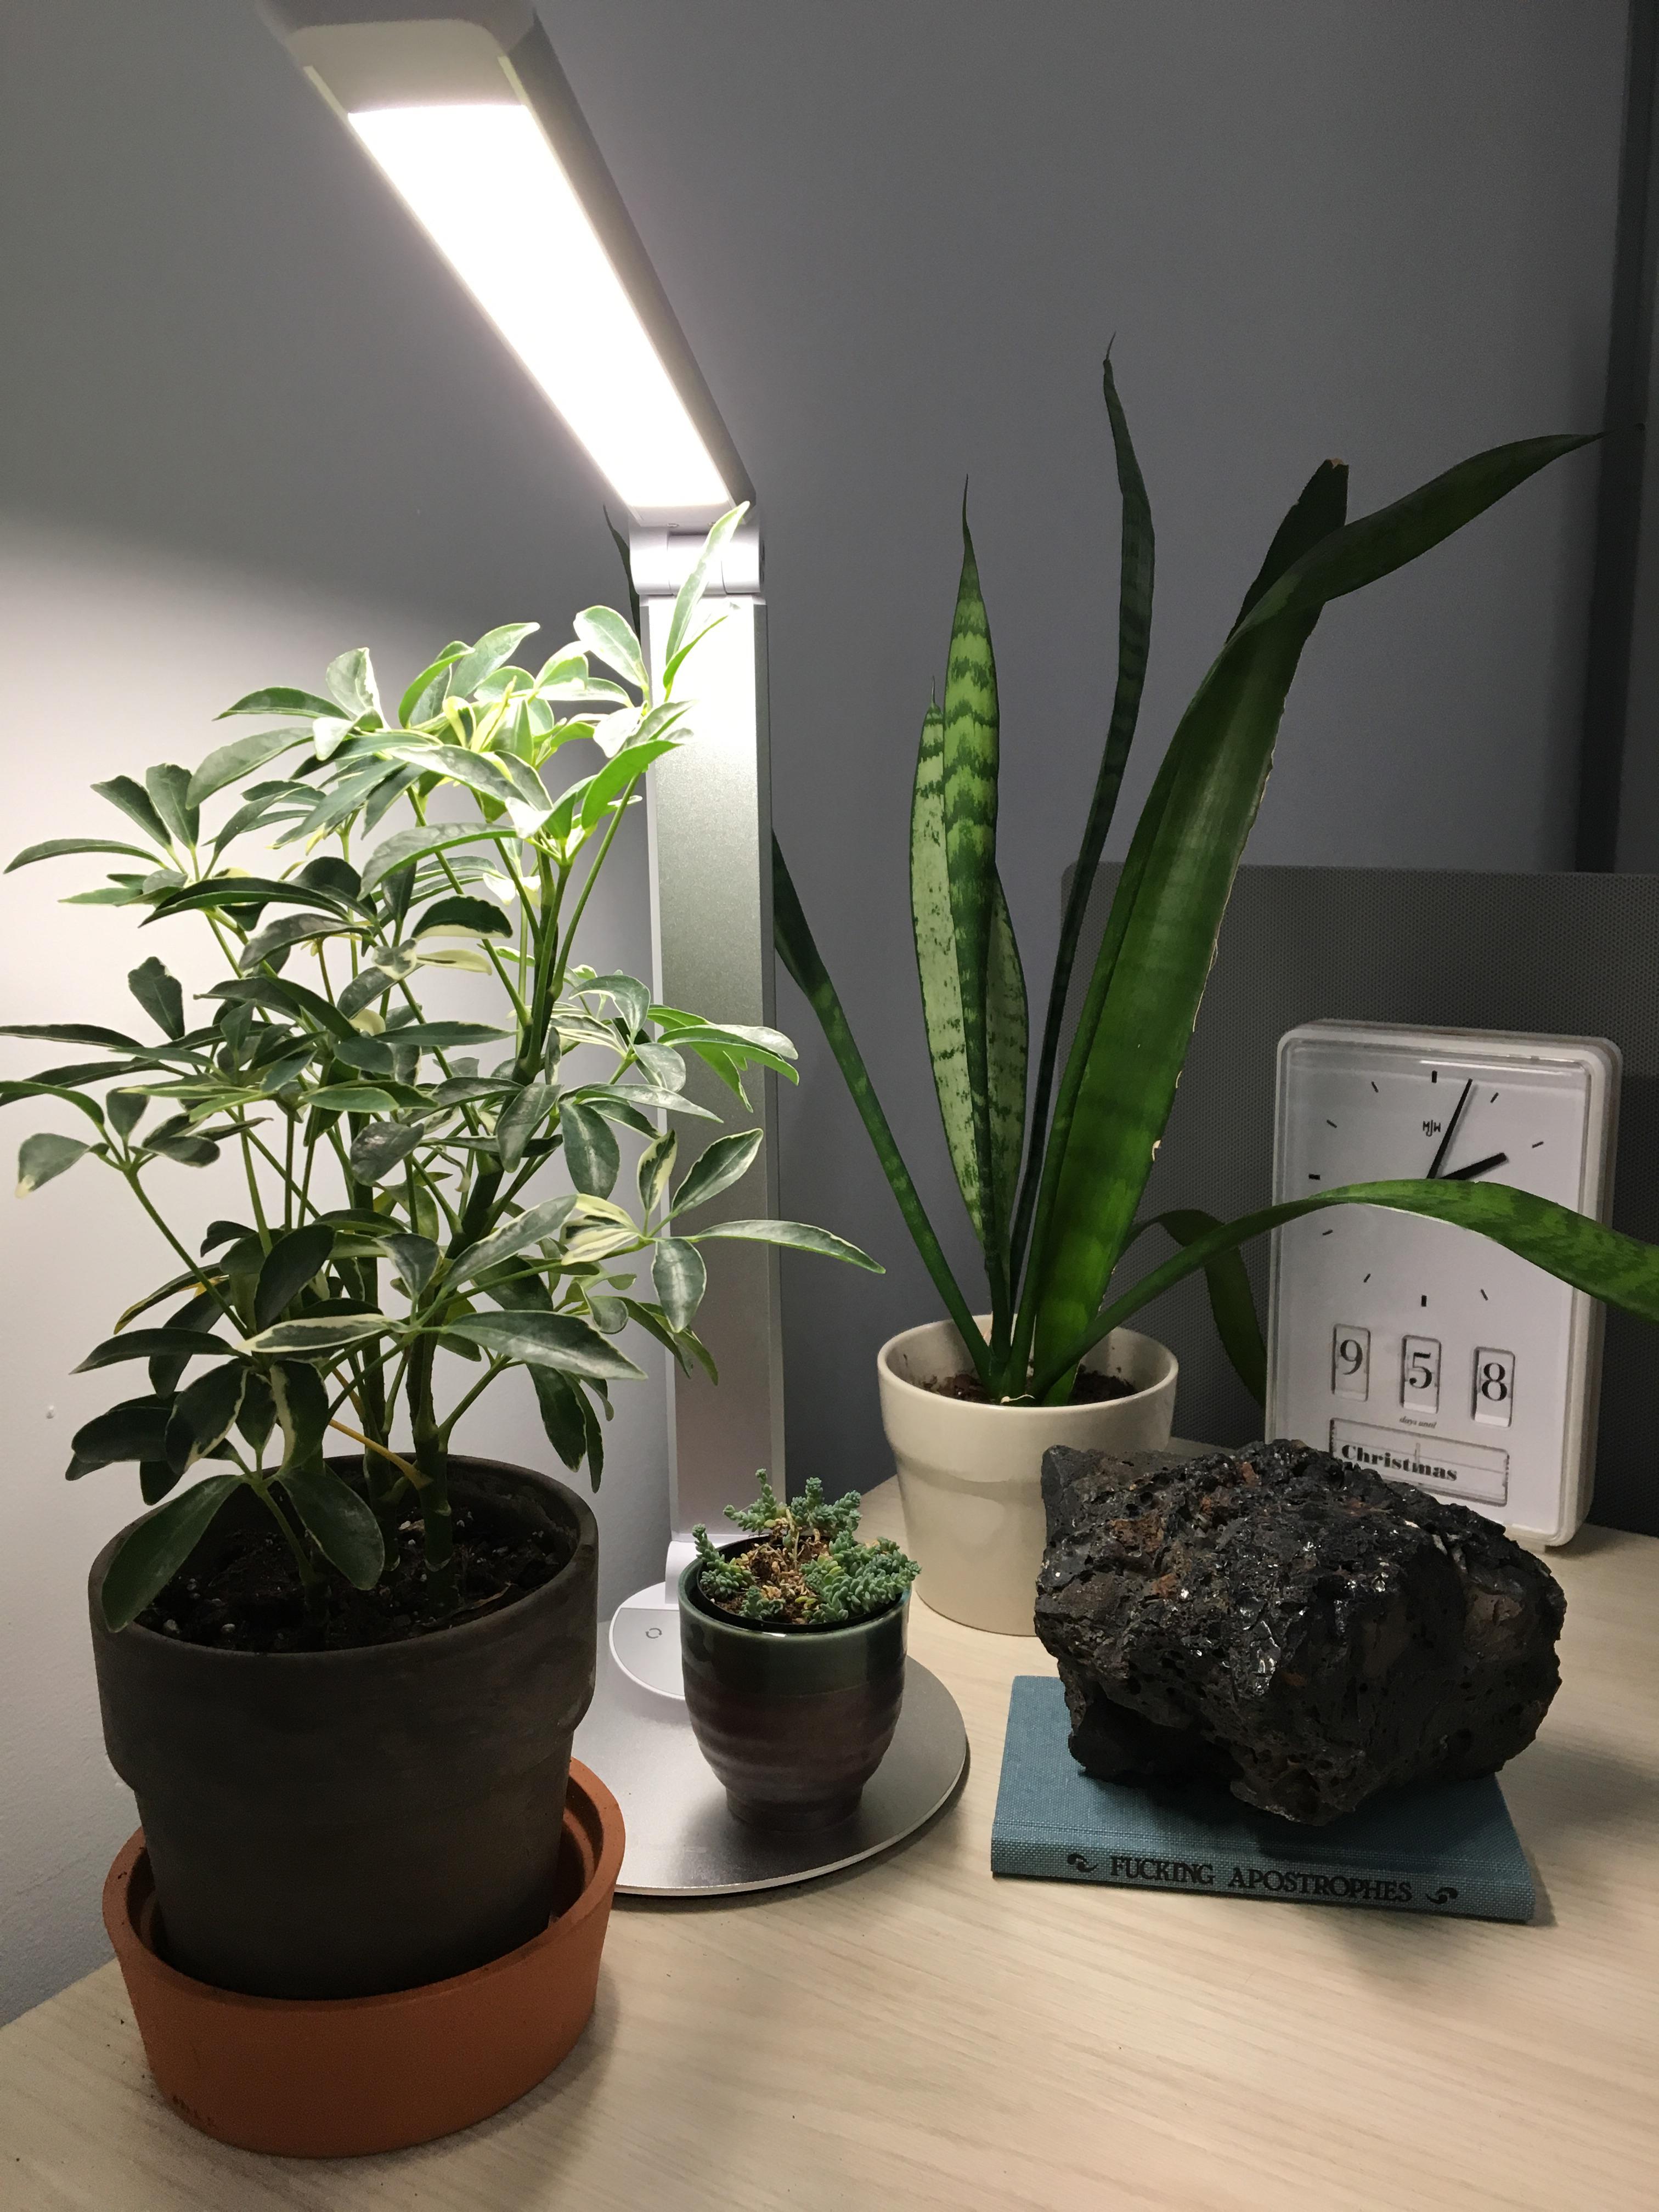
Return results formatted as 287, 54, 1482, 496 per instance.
1070, 865, 1659, 1537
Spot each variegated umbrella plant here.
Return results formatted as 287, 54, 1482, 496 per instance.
4, 506, 876, 1630
775, 364, 1659, 1406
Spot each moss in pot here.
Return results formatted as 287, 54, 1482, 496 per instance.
680, 1474, 919, 1833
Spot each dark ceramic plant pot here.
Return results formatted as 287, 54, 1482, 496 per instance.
89, 1455, 598, 2002
678, 1551, 907, 1832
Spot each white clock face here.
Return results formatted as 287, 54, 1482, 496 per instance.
1267, 1026, 1617, 1543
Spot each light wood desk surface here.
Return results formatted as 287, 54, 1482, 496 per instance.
3, 1480, 1657, 2211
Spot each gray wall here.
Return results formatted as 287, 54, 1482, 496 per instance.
0, 0, 1630, 2019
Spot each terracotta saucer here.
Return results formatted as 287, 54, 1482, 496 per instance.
103, 1758, 624, 2158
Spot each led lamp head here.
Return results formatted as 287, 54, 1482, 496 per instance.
261, 2, 750, 528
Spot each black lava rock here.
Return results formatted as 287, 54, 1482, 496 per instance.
1034, 1440, 1565, 1825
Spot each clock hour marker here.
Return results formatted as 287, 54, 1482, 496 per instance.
1325, 1118, 1338, 1129
1532, 1140, 1544, 1149
1362, 1272, 1371, 1284
1308, 1173, 1321, 1182
1420, 1294, 1427, 1307
1370, 1081, 1379, 1093
1431, 1069, 1438, 1084
1480, 1287, 1488, 1301
1321, 1228, 1333, 1237
1490, 1091, 1499, 1103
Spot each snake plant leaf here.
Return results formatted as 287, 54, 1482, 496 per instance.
278, 1463, 386, 1589
1026, 604, 1328, 1386
1012, 457, 1348, 1385
772, 833, 988, 1383
1235, 435, 1599, 645
1145, 1207, 1267, 1406
99, 1474, 242, 1632
442, 1308, 646, 1383
1028, 434, 1591, 1388
690, 1218, 882, 1271
1012, 353, 1155, 1277
985, 874, 1028, 1240
941, 512, 1002, 1259
910, 695, 980, 1233
1033, 1179, 1659, 1400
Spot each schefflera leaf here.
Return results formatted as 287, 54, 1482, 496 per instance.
17, 1131, 91, 1194
100, 1474, 242, 1632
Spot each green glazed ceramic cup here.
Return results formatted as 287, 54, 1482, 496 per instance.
678, 1556, 908, 1832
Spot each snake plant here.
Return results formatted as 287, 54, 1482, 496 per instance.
775, 361, 1659, 1405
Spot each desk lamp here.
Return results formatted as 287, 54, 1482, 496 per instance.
260, 2, 965, 1889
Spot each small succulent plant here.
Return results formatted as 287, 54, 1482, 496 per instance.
693, 1471, 918, 1629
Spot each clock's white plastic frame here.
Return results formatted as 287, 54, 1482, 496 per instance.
1266, 1022, 1621, 1545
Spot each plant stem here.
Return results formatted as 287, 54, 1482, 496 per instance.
328, 1417, 426, 1489
437, 1357, 507, 1444
120, 1166, 240, 1328
246, 1471, 319, 1592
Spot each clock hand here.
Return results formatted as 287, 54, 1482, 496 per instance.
1442, 1151, 1509, 1182
1426, 1077, 1474, 1180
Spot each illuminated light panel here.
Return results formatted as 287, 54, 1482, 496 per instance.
349, 103, 731, 513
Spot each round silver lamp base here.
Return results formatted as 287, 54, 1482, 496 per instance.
574, 1626, 969, 1898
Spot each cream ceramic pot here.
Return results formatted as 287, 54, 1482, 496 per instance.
876, 1317, 1177, 1635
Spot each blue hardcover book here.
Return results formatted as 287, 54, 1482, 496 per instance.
991, 1677, 1535, 1923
